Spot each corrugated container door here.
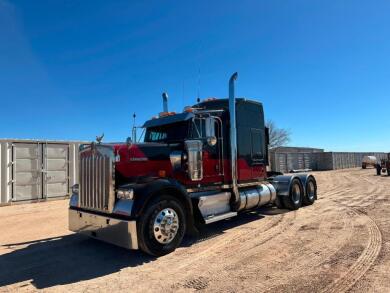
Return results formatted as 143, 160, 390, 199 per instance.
279, 154, 285, 172
297, 154, 304, 169
278, 153, 287, 173
304, 153, 312, 169
43, 144, 69, 198
287, 153, 295, 172
11, 143, 41, 201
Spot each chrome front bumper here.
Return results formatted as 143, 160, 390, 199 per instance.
69, 209, 138, 250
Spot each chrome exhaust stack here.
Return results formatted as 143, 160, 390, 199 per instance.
162, 92, 169, 112
229, 72, 240, 209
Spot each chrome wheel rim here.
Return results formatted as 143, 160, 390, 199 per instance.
292, 184, 301, 204
307, 181, 316, 200
153, 208, 179, 244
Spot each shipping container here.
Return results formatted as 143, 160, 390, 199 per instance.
0, 139, 87, 205
270, 147, 388, 172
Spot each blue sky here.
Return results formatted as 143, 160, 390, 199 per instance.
1, 0, 389, 151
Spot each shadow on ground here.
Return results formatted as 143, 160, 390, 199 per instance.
0, 234, 155, 289
184, 206, 289, 246
0, 206, 287, 289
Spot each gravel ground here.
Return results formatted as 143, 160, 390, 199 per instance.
0, 168, 389, 292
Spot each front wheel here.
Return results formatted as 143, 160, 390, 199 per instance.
137, 195, 186, 256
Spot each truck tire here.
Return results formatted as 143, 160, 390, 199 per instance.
362, 163, 366, 169
302, 176, 317, 206
376, 165, 381, 176
388, 169, 390, 176
282, 178, 303, 210
137, 195, 186, 256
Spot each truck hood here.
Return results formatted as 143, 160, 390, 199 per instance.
113, 142, 179, 182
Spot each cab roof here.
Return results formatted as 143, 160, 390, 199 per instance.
142, 112, 195, 128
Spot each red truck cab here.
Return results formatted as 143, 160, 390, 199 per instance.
69, 73, 317, 256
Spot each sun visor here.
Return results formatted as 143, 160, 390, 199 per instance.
142, 112, 195, 128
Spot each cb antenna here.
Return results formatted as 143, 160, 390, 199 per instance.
132, 113, 137, 142
197, 67, 201, 103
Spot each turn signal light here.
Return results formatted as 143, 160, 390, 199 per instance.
184, 106, 194, 113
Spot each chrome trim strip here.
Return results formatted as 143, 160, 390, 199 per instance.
237, 181, 268, 188
204, 212, 237, 224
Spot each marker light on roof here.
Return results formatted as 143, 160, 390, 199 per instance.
159, 111, 176, 117
184, 106, 194, 113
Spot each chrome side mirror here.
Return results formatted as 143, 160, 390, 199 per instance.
205, 117, 215, 137
185, 140, 203, 181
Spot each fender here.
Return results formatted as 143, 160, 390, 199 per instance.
131, 178, 197, 236
267, 174, 303, 197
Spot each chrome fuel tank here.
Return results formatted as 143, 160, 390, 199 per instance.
238, 183, 277, 211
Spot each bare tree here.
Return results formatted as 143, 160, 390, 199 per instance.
266, 120, 291, 149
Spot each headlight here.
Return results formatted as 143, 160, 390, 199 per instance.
116, 188, 134, 200
71, 184, 79, 195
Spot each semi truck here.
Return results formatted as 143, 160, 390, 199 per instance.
69, 73, 317, 256
379, 153, 390, 176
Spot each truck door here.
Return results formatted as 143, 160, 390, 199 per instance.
189, 117, 224, 184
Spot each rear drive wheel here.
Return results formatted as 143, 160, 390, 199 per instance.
302, 176, 317, 206
362, 163, 367, 169
137, 195, 186, 256
388, 169, 390, 176
283, 178, 303, 210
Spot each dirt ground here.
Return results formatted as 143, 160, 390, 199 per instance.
0, 168, 389, 292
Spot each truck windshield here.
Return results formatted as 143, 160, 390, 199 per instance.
144, 122, 188, 143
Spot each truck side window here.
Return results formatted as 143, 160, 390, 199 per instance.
144, 122, 189, 143
147, 131, 167, 141
251, 128, 264, 161
189, 117, 217, 140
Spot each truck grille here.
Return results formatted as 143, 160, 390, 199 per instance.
79, 145, 115, 212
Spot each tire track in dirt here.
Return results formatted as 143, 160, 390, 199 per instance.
155, 212, 298, 290
320, 169, 387, 209
173, 211, 294, 271
226, 169, 383, 292
319, 170, 383, 293
174, 170, 365, 290
143, 210, 290, 280
242, 206, 356, 292
320, 206, 382, 293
